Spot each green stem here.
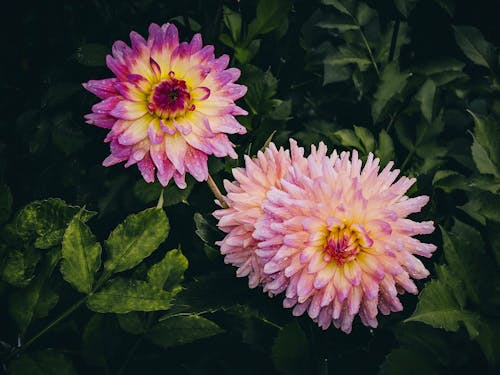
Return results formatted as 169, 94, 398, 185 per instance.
401, 148, 415, 171
117, 337, 143, 375
359, 28, 380, 77
207, 174, 228, 208
5, 268, 116, 362
6, 296, 88, 361
388, 20, 401, 63
346, 9, 380, 77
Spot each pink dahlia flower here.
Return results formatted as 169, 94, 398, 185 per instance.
213, 142, 293, 288
83, 23, 247, 188
215, 140, 436, 333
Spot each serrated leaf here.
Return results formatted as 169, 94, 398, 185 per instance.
415, 79, 436, 123
0, 184, 13, 224
354, 126, 375, 153
316, 14, 358, 31
406, 279, 480, 338
241, 65, 278, 115
334, 129, 364, 150
324, 45, 371, 68
33, 287, 59, 319
247, 0, 292, 39
87, 278, 173, 313
147, 248, 188, 291
432, 170, 463, 192
1, 248, 37, 287
146, 315, 223, 348
324, 63, 351, 84
375, 130, 395, 165
453, 26, 496, 70
6, 198, 96, 249
468, 111, 500, 177
460, 190, 500, 224
116, 312, 147, 335
272, 322, 310, 375
9, 249, 60, 335
393, 0, 418, 18
104, 208, 169, 274
321, 0, 355, 15
8, 350, 77, 375
372, 62, 410, 123
380, 348, 440, 375
441, 221, 487, 304
471, 137, 500, 177
61, 214, 101, 294
223, 6, 242, 42
194, 213, 222, 246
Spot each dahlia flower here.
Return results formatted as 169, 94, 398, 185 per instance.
83, 23, 247, 188
215, 140, 436, 333
213, 143, 293, 288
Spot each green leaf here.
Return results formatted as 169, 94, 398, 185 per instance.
415, 79, 437, 123
241, 65, 278, 115
471, 137, 500, 177
33, 287, 59, 319
146, 315, 223, 348
9, 249, 61, 335
468, 111, 500, 177
1, 248, 38, 287
87, 278, 173, 313
0, 184, 13, 225
375, 130, 395, 166
406, 279, 480, 338
460, 190, 500, 224
453, 26, 496, 70
324, 45, 371, 69
74, 43, 108, 67
432, 170, 464, 193
82, 314, 122, 367
147, 248, 188, 291
372, 62, 411, 123
146, 315, 224, 348
354, 126, 375, 153
380, 348, 440, 375
194, 213, 222, 246
60, 214, 101, 294
272, 322, 310, 375
316, 14, 358, 32
6, 198, 96, 249
323, 64, 351, 85
116, 312, 147, 335
321, 0, 355, 15
104, 208, 169, 274
441, 221, 487, 303
8, 350, 77, 375
247, 0, 292, 39
334, 128, 364, 150
223, 6, 242, 42
393, 0, 418, 18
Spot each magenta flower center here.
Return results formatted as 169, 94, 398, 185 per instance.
149, 72, 193, 118
323, 224, 373, 265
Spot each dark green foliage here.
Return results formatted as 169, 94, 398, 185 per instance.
1, 0, 500, 374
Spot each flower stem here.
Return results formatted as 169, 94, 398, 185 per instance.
6, 296, 88, 361
207, 174, 228, 208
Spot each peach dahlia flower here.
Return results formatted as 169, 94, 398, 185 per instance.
215, 140, 436, 333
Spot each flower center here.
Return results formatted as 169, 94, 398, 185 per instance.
322, 223, 373, 265
148, 72, 193, 119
